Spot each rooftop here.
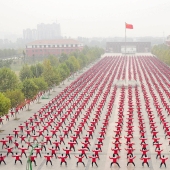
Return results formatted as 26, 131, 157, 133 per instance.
26, 39, 81, 45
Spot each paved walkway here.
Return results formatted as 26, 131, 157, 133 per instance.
0, 53, 170, 170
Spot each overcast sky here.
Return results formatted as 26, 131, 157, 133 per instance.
0, 0, 170, 38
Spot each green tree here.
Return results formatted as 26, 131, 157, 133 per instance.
47, 55, 59, 67
32, 77, 48, 92
152, 44, 170, 65
19, 64, 33, 81
68, 56, 80, 74
22, 79, 38, 110
59, 53, 68, 63
30, 63, 44, 78
0, 92, 11, 116
5, 89, 25, 119
32, 77, 48, 103
0, 67, 19, 92
5, 89, 25, 109
58, 63, 70, 84
42, 60, 61, 89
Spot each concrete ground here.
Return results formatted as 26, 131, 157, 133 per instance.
0, 53, 170, 170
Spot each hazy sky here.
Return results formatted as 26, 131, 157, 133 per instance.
0, 0, 170, 38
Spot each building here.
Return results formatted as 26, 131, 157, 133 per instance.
23, 29, 37, 41
106, 42, 151, 53
26, 39, 83, 57
37, 23, 61, 40
23, 22, 61, 41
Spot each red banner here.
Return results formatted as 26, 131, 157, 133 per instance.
125, 23, 133, 29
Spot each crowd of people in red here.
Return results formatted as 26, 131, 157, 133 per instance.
0, 55, 170, 169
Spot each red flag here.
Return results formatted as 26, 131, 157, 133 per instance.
125, 23, 133, 29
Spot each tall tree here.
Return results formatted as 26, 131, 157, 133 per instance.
0, 92, 11, 116
19, 64, 33, 81
22, 79, 38, 110
5, 89, 25, 109
32, 77, 48, 103
58, 63, 70, 84
0, 67, 19, 92
5, 89, 25, 119
42, 60, 61, 89
47, 55, 59, 67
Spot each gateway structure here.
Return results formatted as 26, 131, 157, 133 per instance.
106, 42, 151, 54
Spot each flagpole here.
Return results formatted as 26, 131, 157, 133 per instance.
125, 23, 128, 85
125, 22, 126, 55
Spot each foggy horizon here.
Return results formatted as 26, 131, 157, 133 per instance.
0, 0, 170, 40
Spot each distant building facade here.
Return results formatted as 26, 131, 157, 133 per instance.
23, 29, 37, 41
37, 23, 61, 40
23, 22, 61, 41
106, 42, 151, 53
26, 39, 83, 57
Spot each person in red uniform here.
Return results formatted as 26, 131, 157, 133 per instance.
125, 147, 135, 157
160, 155, 168, 168
78, 146, 88, 158
127, 155, 136, 166
58, 154, 67, 166
63, 128, 69, 138
45, 134, 52, 145
0, 153, 6, 165
44, 153, 53, 165
81, 140, 90, 151
59, 135, 65, 145
140, 155, 150, 167
10, 110, 15, 117
5, 146, 13, 156
18, 124, 25, 132
13, 128, 19, 138
111, 147, 121, 156
49, 146, 57, 158
6, 134, 13, 144
30, 153, 37, 166
70, 134, 78, 144
5, 114, 9, 121
40, 140, 47, 151
109, 154, 120, 168
75, 154, 85, 167
36, 129, 44, 137
19, 145, 28, 158
140, 148, 149, 158
19, 135, 26, 143
0, 138, 8, 149
95, 142, 103, 151
13, 152, 22, 165
89, 154, 99, 167
34, 146, 42, 157
25, 129, 31, 137
63, 147, 72, 158
52, 139, 60, 151
68, 140, 76, 152
155, 148, 163, 159
97, 136, 104, 144
0, 117, 3, 125
14, 140, 19, 149
50, 128, 57, 138
154, 142, 162, 150
26, 140, 33, 149
92, 148, 101, 159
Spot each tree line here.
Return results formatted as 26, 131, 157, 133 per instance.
0, 46, 104, 116
0, 49, 17, 59
152, 44, 170, 65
